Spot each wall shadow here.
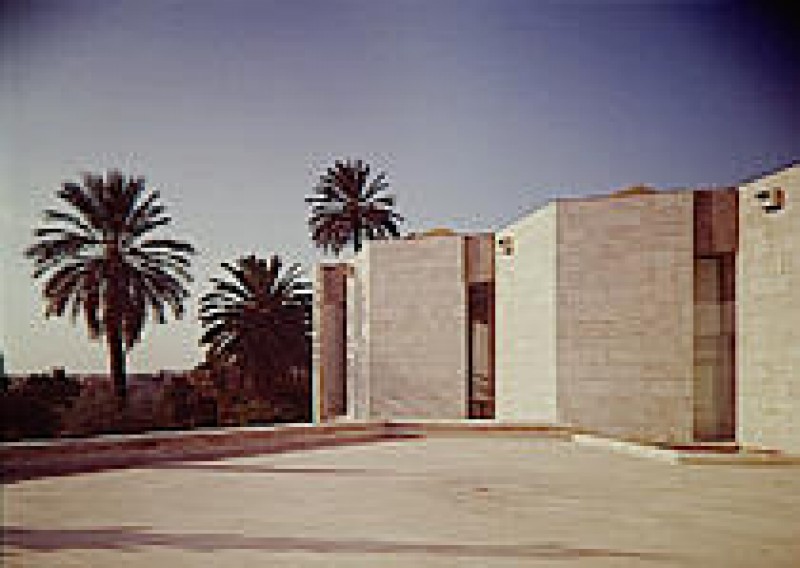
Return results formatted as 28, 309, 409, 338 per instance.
2, 434, 422, 484
2, 526, 674, 561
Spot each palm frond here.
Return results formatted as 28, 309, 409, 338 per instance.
26, 171, 194, 397
307, 158, 404, 254
199, 254, 310, 387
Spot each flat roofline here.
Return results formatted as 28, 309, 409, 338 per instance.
552, 185, 736, 205
499, 185, 736, 232
402, 229, 494, 239
346, 231, 494, 246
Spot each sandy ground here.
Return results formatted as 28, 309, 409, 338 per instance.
4, 437, 800, 567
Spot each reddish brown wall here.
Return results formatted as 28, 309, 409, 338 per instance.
312, 264, 348, 421
465, 234, 495, 418
692, 189, 737, 441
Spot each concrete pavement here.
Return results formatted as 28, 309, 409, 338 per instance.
4, 436, 800, 567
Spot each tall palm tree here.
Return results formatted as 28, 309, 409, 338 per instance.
199, 255, 310, 395
25, 171, 195, 403
306, 158, 403, 254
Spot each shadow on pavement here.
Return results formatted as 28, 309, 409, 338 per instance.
2, 525, 674, 561
1, 434, 422, 484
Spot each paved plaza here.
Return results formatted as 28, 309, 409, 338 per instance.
4, 436, 800, 567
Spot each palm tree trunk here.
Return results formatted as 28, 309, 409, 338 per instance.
106, 247, 127, 408
107, 323, 127, 407
354, 219, 361, 253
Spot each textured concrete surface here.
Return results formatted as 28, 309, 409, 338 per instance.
5, 437, 800, 567
316, 233, 496, 421
354, 236, 469, 419
737, 164, 800, 453
496, 191, 702, 443
495, 203, 559, 422
557, 192, 696, 443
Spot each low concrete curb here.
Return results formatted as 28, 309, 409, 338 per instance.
572, 434, 800, 466
385, 420, 574, 439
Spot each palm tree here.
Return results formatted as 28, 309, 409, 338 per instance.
25, 171, 195, 404
199, 255, 310, 396
306, 158, 403, 254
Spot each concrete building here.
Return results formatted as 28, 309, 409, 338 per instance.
313, 231, 495, 421
496, 188, 735, 443
737, 165, 799, 453
313, 163, 799, 452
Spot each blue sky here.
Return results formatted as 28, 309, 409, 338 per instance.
1, 0, 798, 373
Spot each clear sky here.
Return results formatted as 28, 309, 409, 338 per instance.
1, 0, 798, 374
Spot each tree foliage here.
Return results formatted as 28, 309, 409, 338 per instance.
24, 171, 195, 400
199, 255, 310, 396
307, 159, 403, 254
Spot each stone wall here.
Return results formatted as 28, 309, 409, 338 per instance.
737, 164, 800, 453
360, 236, 468, 419
556, 192, 696, 442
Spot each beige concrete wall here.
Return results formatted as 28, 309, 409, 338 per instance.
360, 236, 468, 419
495, 204, 559, 421
737, 165, 800, 453
346, 254, 370, 420
556, 193, 696, 442
311, 270, 324, 422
